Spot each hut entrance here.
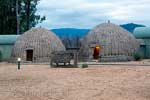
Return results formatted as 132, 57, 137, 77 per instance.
93, 45, 101, 59
0, 50, 2, 61
26, 50, 33, 61
140, 45, 146, 58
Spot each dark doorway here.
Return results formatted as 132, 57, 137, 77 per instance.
26, 50, 33, 61
93, 45, 101, 59
0, 50, 2, 62
140, 45, 146, 58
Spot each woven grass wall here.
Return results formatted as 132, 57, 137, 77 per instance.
11, 28, 65, 62
79, 23, 139, 61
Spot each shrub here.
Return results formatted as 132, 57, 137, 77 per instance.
81, 64, 88, 68
133, 52, 142, 61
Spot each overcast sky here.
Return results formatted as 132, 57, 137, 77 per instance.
36, 0, 150, 29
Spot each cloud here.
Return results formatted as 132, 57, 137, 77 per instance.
36, 0, 150, 29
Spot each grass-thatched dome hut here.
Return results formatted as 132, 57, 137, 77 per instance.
11, 28, 65, 62
134, 27, 150, 58
79, 23, 139, 62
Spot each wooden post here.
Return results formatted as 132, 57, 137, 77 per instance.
74, 52, 78, 67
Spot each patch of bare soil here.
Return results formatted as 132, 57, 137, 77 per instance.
0, 62, 150, 100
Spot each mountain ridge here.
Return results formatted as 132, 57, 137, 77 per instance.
51, 23, 146, 38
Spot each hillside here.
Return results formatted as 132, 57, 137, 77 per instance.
51, 28, 90, 38
51, 23, 145, 48
120, 23, 145, 33
51, 23, 145, 38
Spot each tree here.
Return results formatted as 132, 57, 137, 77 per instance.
20, 0, 45, 33
16, 0, 20, 35
61, 35, 81, 48
0, 0, 16, 34
0, 0, 45, 35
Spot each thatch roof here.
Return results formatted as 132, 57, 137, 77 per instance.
11, 28, 65, 62
134, 27, 150, 39
79, 23, 139, 61
0, 35, 19, 44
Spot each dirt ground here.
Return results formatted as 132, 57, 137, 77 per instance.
1, 62, 150, 100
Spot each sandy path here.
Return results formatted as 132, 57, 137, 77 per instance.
0, 62, 150, 100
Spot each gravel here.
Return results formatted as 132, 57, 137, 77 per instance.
0, 62, 150, 100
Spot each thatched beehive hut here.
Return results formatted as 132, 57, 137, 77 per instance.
11, 28, 65, 62
79, 23, 139, 62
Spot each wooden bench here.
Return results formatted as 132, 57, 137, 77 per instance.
50, 51, 73, 66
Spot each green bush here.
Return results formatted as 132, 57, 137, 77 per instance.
81, 64, 88, 68
133, 52, 142, 61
